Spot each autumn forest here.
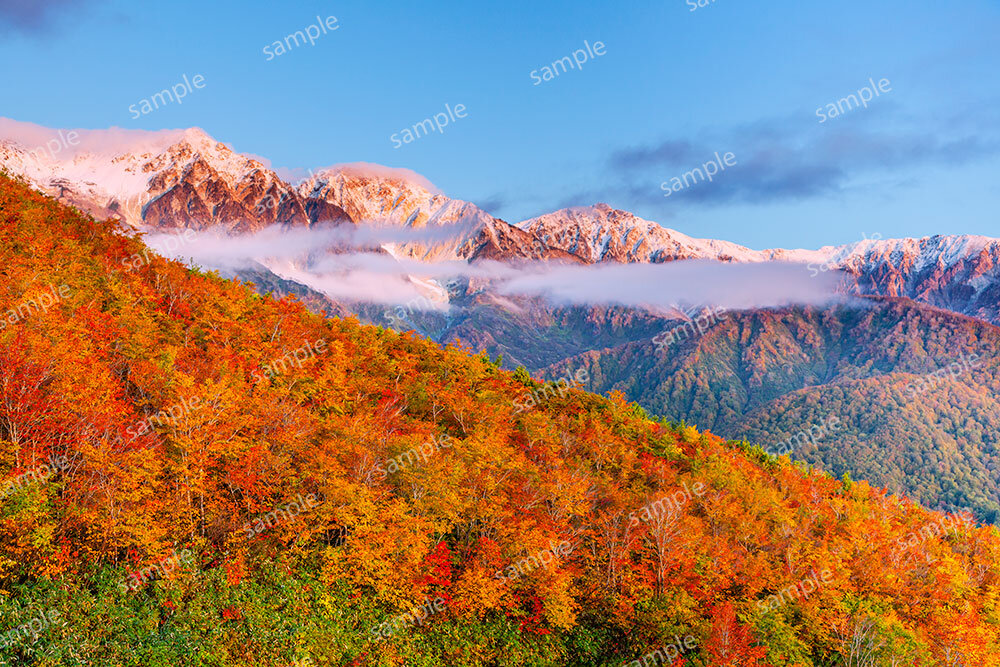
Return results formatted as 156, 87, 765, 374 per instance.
0, 172, 998, 666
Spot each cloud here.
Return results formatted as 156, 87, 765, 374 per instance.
144, 223, 488, 307
144, 221, 484, 271
273, 255, 845, 312
473, 194, 507, 216
576, 109, 1000, 210
278, 162, 442, 194
0, 118, 224, 160
266, 257, 450, 308
274, 166, 315, 184
148, 225, 843, 312
0, 0, 94, 33
609, 140, 700, 172
494, 260, 844, 311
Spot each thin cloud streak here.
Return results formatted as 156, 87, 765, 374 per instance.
0, 0, 98, 34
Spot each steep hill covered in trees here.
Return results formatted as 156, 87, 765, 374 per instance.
0, 172, 998, 665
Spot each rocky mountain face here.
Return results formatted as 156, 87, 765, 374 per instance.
296, 165, 581, 263
518, 203, 794, 263
298, 166, 493, 229
139, 151, 350, 232
0, 123, 351, 232
834, 236, 1000, 324
0, 121, 581, 265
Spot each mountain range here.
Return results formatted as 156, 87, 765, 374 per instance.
4, 118, 999, 314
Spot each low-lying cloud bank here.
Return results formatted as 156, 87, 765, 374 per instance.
146, 225, 844, 311
493, 260, 842, 311
144, 221, 481, 269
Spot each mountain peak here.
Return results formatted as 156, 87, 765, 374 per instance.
308, 162, 441, 194
179, 126, 215, 144
0, 119, 335, 230
519, 203, 768, 263
298, 163, 492, 236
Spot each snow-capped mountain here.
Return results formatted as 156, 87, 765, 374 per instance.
829, 235, 1000, 323
518, 203, 1000, 322
295, 164, 576, 263
0, 119, 349, 232
298, 164, 493, 229
516, 203, 815, 263
0, 119, 576, 264
519, 202, 998, 271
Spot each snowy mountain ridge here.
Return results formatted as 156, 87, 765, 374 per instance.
2, 117, 999, 320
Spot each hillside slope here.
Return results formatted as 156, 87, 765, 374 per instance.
544, 298, 1000, 521
1, 173, 998, 666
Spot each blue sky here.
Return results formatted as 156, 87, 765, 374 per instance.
1, 0, 998, 249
